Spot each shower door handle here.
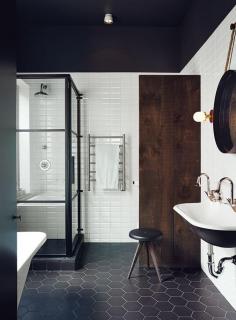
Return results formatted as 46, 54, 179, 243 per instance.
71, 156, 75, 184
13, 215, 21, 221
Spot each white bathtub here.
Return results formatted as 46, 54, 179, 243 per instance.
17, 232, 46, 307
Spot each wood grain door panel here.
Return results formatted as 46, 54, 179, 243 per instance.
139, 75, 200, 267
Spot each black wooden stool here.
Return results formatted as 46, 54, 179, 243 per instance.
128, 228, 163, 282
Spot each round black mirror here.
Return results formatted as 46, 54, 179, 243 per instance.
213, 70, 236, 153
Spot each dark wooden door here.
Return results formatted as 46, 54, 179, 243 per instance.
139, 75, 200, 267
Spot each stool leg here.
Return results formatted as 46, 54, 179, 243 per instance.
145, 242, 150, 269
128, 242, 143, 279
148, 242, 162, 282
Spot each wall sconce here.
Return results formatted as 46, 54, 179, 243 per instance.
193, 110, 213, 123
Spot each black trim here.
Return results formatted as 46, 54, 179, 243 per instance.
17, 73, 71, 79
213, 70, 236, 153
71, 130, 78, 137
65, 76, 72, 256
71, 81, 82, 255
72, 191, 78, 201
77, 92, 82, 237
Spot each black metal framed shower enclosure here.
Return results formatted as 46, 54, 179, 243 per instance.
16, 73, 82, 257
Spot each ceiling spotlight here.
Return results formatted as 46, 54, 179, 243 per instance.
104, 13, 113, 25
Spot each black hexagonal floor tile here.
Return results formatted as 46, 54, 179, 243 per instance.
182, 292, 200, 301
108, 306, 127, 317
93, 301, 110, 312
123, 301, 142, 311
18, 243, 236, 320
124, 311, 144, 320
123, 292, 140, 302
153, 292, 170, 301
159, 311, 178, 320
206, 306, 226, 317
156, 301, 174, 311
108, 296, 126, 306
187, 301, 206, 311
163, 281, 178, 289
90, 311, 110, 320
169, 297, 187, 306
140, 305, 159, 316
138, 296, 156, 306
93, 292, 110, 302
165, 288, 182, 296
192, 311, 213, 320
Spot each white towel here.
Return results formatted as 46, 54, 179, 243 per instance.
95, 144, 120, 190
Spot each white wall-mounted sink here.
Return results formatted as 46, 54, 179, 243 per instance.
173, 202, 236, 248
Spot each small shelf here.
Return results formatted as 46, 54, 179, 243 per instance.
16, 129, 65, 132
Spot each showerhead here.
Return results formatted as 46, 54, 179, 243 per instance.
34, 83, 48, 96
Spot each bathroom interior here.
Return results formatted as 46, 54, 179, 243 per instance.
1, 0, 236, 319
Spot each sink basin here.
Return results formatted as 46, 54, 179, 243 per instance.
173, 202, 236, 248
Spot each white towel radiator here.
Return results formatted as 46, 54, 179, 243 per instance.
88, 134, 126, 191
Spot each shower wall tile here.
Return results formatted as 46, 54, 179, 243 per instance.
72, 73, 140, 242
17, 204, 66, 238
181, 5, 236, 309
17, 78, 74, 240
23, 79, 66, 195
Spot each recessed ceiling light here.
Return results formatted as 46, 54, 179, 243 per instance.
104, 13, 113, 25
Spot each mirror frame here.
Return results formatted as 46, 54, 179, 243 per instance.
213, 70, 236, 153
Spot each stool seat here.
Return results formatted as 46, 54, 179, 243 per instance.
129, 228, 163, 242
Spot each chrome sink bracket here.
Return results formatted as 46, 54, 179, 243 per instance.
207, 244, 236, 277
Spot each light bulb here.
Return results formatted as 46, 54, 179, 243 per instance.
104, 13, 113, 25
193, 111, 207, 122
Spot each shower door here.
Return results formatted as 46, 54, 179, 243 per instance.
16, 74, 82, 257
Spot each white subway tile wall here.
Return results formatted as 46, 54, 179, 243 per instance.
17, 204, 65, 238
72, 73, 139, 242
17, 79, 68, 239
17, 74, 140, 242
181, 6, 236, 309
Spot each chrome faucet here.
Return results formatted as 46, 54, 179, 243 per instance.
216, 177, 234, 204
196, 173, 218, 201
196, 173, 210, 193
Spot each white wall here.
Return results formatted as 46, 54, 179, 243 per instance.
181, 6, 236, 309
72, 73, 139, 242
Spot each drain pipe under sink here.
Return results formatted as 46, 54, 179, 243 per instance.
207, 244, 236, 278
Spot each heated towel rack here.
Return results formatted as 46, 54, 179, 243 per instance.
88, 134, 126, 191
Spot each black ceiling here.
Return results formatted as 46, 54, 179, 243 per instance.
17, 0, 194, 26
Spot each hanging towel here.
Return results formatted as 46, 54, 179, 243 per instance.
95, 144, 120, 190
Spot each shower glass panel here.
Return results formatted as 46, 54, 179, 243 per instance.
16, 74, 82, 257
16, 132, 65, 201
